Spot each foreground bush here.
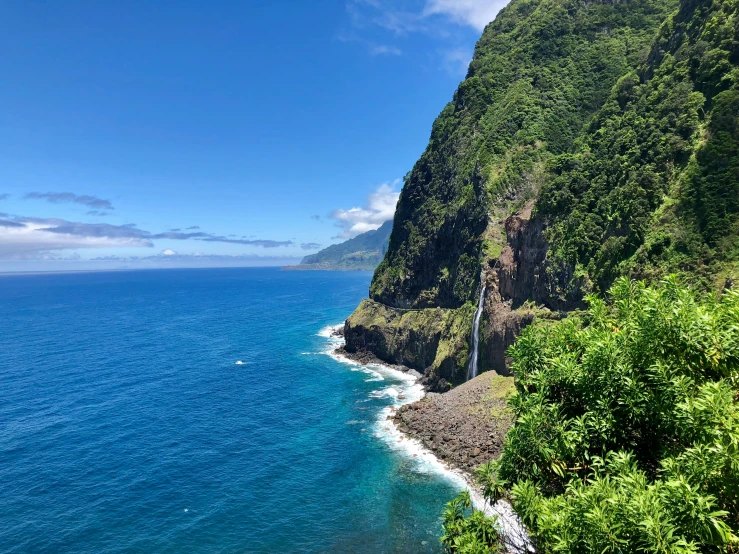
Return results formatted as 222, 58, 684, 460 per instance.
443, 277, 739, 552
441, 491, 501, 553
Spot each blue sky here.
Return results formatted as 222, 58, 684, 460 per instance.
0, 0, 506, 271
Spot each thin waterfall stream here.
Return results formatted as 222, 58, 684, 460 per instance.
466, 284, 486, 381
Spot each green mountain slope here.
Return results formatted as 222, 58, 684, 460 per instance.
438, 0, 739, 548
538, 0, 739, 291
346, 0, 682, 389
345, 0, 738, 390
370, 0, 676, 310
286, 221, 392, 271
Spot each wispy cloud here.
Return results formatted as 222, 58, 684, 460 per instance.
346, 1, 501, 34
370, 44, 402, 55
85, 253, 301, 268
440, 47, 473, 76
186, 225, 200, 230
0, 217, 294, 258
0, 219, 26, 228
345, 1, 423, 36
200, 237, 293, 248
0, 194, 10, 201
343, 0, 500, 73
330, 180, 400, 238
150, 231, 210, 240
24, 192, 114, 211
423, 0, 503, 31
0, 218, 153, 257
301, 242, 322, 250
337, 30, 404, 56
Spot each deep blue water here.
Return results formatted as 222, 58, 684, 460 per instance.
0, 268, 462, 553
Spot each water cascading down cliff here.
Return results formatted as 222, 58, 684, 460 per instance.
344, 0, 739, 391
466, 285, 486, 381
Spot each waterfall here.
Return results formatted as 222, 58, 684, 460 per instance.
467, 284, 486, 381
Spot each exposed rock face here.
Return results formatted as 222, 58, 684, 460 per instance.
392, 372, 515, 473
345, 201, 580, 384
477, 201, 586, 375
498, 201, 588, 312
344, 299, 473, 391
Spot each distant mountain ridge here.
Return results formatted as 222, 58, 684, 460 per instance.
283, 221, 392, 271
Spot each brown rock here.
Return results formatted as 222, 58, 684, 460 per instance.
392, 372, 516, 474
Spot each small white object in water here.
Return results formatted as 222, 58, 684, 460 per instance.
235, 360, 244, 365
184, 508, 189, 512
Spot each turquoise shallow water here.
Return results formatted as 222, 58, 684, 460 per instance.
0, 268, 463, 553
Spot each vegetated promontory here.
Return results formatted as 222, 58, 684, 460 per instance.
283, 221, 392, 271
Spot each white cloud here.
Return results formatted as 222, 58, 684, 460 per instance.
336, 29, 405, 57
345, 1, 425, 35
331, 181, 400, 238
343, 0, 503, 74
0, 218, 152, 258
441, 47, 473, 76
347, 0, 502, 34
161, 249, 177, 256
423, 0, 503, 31
0, 215, 294, 259
371, 44, 402, 55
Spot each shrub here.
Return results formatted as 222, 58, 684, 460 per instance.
445, 277, 739, 552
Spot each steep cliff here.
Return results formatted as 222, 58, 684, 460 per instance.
346, 0, 739, 389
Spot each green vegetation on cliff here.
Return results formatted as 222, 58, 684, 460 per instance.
287, 221, 391, 271
443, 278, 739, 552
348, 0, 738, 384
371, 0, 677, 309
342, 0, 739, 547
537, 0, 739, 291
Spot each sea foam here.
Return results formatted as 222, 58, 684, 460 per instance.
320, 322, 534, 553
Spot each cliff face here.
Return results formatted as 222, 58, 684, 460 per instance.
346, 0, 739, 389
369, 0, 675, 311
344, 300, 473, 389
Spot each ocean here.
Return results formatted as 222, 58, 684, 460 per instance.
0, 268, 466, 553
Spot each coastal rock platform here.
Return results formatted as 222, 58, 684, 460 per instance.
392, 371, 515, 474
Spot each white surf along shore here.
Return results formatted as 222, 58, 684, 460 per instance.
317, 324, 533, 553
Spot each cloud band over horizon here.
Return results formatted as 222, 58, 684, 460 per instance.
0, 216, 295, 259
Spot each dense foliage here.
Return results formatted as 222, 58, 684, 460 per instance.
441, 490, 501, 553
537, 0, 739, 291
443, 278, 739, 552
371, 0, 676, 309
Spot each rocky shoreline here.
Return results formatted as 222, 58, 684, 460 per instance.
392, 372, 515, 474
330, 342, 531, 552
334, 331, 513, 475
333, 343, 424, 380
